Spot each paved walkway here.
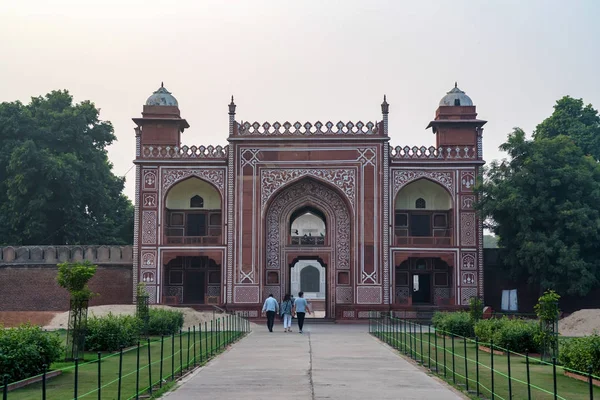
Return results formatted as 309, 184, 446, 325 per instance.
164, 323, 465, 400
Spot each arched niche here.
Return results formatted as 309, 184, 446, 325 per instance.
300, 265, 321, 292
290, 206, 326, 245
394, 178, 453, 244
166, 177, 221, 210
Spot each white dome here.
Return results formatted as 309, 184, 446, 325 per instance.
439, 83, 473, 107
146, 83, 178, 106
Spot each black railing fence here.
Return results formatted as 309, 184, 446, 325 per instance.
369, 312, 599, 400
1, 315, 250, 400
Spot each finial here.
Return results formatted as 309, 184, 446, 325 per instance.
161, 81, 164, 88
228, 95, 237, 115
381, 94, 389, 115
454, 81, 457, 88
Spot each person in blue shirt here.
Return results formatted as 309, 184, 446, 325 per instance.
292, 291, 311, 334
261, 294, 279, 332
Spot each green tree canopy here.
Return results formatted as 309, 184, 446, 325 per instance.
534, 96, 600, 161
477, 126, 600, 296
0, 90, 133, 245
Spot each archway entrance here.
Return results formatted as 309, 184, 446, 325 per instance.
264, 178, 352, 319
289, 258, 327, 319
163, 256, 221, 305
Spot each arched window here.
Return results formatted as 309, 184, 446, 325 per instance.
300, 265, 320, 292
190, 195, 204, 208
415, 198, 426, 209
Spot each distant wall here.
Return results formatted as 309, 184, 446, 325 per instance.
0, 246, 134, 311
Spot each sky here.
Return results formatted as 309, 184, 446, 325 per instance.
1, 0, 599, 201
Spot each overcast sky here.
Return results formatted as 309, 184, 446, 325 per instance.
2, 0, 599, 201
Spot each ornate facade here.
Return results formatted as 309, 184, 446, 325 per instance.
133, 83, 486, 319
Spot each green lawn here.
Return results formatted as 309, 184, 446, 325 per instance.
373, 326, 599, 400
8, 329, 245, 400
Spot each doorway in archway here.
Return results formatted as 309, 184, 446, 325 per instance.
289, 259, 326, 319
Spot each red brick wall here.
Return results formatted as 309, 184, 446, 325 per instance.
0, 264, 133, 311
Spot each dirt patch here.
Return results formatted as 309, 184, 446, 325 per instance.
44, 305, 225, 331
559, 309, 600, 337
0, 311, 58, 328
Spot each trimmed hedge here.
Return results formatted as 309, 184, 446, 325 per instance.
147, 308, 184, 335
560, 334, 600, 376
432, 311, 474, 337
0, 324, 63, 383
474, 317, 539, 353
85, 313, 140, 352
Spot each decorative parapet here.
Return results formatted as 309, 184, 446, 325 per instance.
390, 145, 477, 161
234, 120, 383, 136
0, 246, 134, 265
142, 145, 228, 159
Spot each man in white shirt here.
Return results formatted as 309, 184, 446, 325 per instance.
262, 293, 279, 332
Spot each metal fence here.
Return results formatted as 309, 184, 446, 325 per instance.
1, 315, 250, 400
369, 313, 599, 400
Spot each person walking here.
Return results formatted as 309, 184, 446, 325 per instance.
262, 294, 279, 332
280, 294, 294, 332
292, 291, 311, 334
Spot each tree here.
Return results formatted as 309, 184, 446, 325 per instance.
477, 128, 600, 297
0, 90, 133, 245
534, 96, 600, 161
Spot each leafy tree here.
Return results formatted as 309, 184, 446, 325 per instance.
534, 96, 600, 161
0, 90, 133, 245
477, 128, 600, 297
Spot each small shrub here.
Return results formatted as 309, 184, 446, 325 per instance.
493, 318, 539, 353
147, 308, 184, 335
475, 317, 539, 353
85, 313, 140, 352
432, 311, 474, 337
469, 297, 484, 322
0, 324, 63, 383
560, 334, 600, 376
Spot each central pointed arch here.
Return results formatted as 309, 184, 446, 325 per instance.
264, 178, 353, 317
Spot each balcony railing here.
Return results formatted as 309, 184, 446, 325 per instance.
394, 236, 452, 246
290, 236, 326, 246
164, 236, 222, 245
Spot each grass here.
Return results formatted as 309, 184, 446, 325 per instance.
6, 328, 246, 400
373, 324, 599, 400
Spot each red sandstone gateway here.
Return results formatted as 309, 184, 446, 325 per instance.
132, 83, 486, 320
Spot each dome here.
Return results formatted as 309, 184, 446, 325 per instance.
146, 83, 178, 106
439, 83, 473, 107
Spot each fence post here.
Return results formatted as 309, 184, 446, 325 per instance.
179, 331, 183, 377
74, 357, 79, 400
428, 324, 431, 368
171, 334, 175, 382
205, 321, 208, 361
147, 338, 153, 397
589, 365, 594, 400
2, 374, 8, 400
464, 338, 469, 392
96, 353, 101, 400
490, 339, 495, 400
434, 328, 439, 373
187, 327, 191, 369
475, 337, 480, 397
552, 357, 557, 400
443, 334, 447, 378
118, 346, 124, 400
199, 324, 203, 363
211, 320, 214, 358
526, 352, 531, 400
43, 363, 48, 400
193, 325, 197, 367
507, 346, 512, 400
451, 335, 456, 384
420, 324, 424, 364
135, 341, 140, 400
159, 336, 164, 389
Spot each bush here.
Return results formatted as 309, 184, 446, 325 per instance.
147, 308, 184, 335
0, 324, 63, 383
560, 335, 600, 376
85, 313, 140, 352
432, 311, 474, 337
474, 317, 539, 353
469, 297, 484, 322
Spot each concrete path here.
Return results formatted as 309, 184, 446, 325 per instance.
164, 323, 465, 400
